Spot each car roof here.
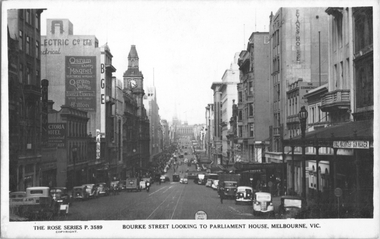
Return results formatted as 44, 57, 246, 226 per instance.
26, 187, 49, 190
255, 191, 271, 196
237, 186, 253, 190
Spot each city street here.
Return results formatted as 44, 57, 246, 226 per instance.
56, 145, 279, 221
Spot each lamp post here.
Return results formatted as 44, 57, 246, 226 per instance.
298, 106, 308, 202
72, 146, 78, 187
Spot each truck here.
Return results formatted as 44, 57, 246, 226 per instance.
218, 173, 241, 198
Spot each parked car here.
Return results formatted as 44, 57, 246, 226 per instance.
73, 185, 88, 200
205, 179, 213, 187
278, 196, 306, 219
83, 184, 98, 198
126, 178, 141, 192
119, 180, 127, 190
10, 187, 56, 220
173, 173, 180, 182
97, 183, 110, 196
235, 186, 253, 204
9, 191, 26, 199
211, 180, 219, 190
252, 191, 275, 218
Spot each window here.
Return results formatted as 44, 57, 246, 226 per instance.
249, 81, 253, 95
36, 69, 39, 85
336, 14, 343, 48
249, 103, 253, 116
19, 31, 23, 50
19, 9, 24, 19
26, 66, 31, 84
19, 64, 23, 83
249, 123, 254, 137
26, 9, 31, 24
238, 92, 242, 103
238, 110, 242, 121
35, 13, 40, 30
26, 36, 30, 55
35, 41, 39, 59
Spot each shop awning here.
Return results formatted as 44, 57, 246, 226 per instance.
283, 120, 373, 148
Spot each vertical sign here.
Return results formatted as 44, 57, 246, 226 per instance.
65, 56, 96, 111
96, 129, 101, 161
295, 9, 301, 63
100, 53, 106, 135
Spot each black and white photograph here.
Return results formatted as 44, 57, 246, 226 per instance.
1, 0, 379, 238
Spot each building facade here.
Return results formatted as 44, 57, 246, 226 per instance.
237, 32, 271, 163
8, 9, 45, 191
123, 45, 150, 174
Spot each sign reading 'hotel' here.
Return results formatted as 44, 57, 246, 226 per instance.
333, 141, 370, 149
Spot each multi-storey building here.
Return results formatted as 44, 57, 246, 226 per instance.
237, 32, 271, 164
267, 8, 329, 161
8, 9, 45, 191
40, 19, 117, 185
144, 85, 163, 164
113, 77, 124, 180
161, 119, 170, 149
204, 104, 214, 162
209, 53, 239, 167
123, 45, 150, 174
47, 102, 90, 188
282, 7, 373, 218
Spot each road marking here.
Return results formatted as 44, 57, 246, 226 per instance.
170, 185, 186, 219
148, 186, 167, 196
146, 187, 176, 219
162, 186, 172, 194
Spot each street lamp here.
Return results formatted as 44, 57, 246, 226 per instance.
298, 106, 308, 202
72, 146, 78, 187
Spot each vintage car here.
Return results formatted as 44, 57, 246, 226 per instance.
10, 187, 56, 220
278, 196, 306, 219
252, 191, 275, 218
73, 185, 88, 200
83, 184, 98, 198
180, 178, 188, 184
211, 180, 219, 190
205, 179, 213, 187
97, 183, 110, 196
235, 186, 253, 204
10, 191, 26, 199
221, 181, 238, 198
118, 180, 127, 190
126, 178, 141, 192
172, 173, 180, 182
160, 175, 170, 183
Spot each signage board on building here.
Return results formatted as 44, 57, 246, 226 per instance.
48, 123, 66, 148
65, 56, 96, 111
333, 141, 370, 149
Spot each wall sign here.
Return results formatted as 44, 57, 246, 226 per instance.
295, 9, 301, 63
333, 141, 370, 149
48, 123, 66, 148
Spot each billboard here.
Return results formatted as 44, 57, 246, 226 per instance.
65, 56, 96, 111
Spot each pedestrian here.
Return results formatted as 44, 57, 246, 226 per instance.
219, 187, 224, 204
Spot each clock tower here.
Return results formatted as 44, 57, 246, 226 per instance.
123, 45, 144, 116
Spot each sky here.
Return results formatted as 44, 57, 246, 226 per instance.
5, 0, 373, 125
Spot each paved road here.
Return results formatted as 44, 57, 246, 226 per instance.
56, 140, 279, 221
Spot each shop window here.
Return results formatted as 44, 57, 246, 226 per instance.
19, 30, 23, 50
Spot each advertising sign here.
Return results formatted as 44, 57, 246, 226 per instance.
65, 56, 96, 111
333, 140, 370, 149
48, 123, 66, 148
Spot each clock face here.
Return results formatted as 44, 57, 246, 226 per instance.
130, 79, 137, 88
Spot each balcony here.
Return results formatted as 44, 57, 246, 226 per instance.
320, 89, 350, 112
24, 84, 41, 101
